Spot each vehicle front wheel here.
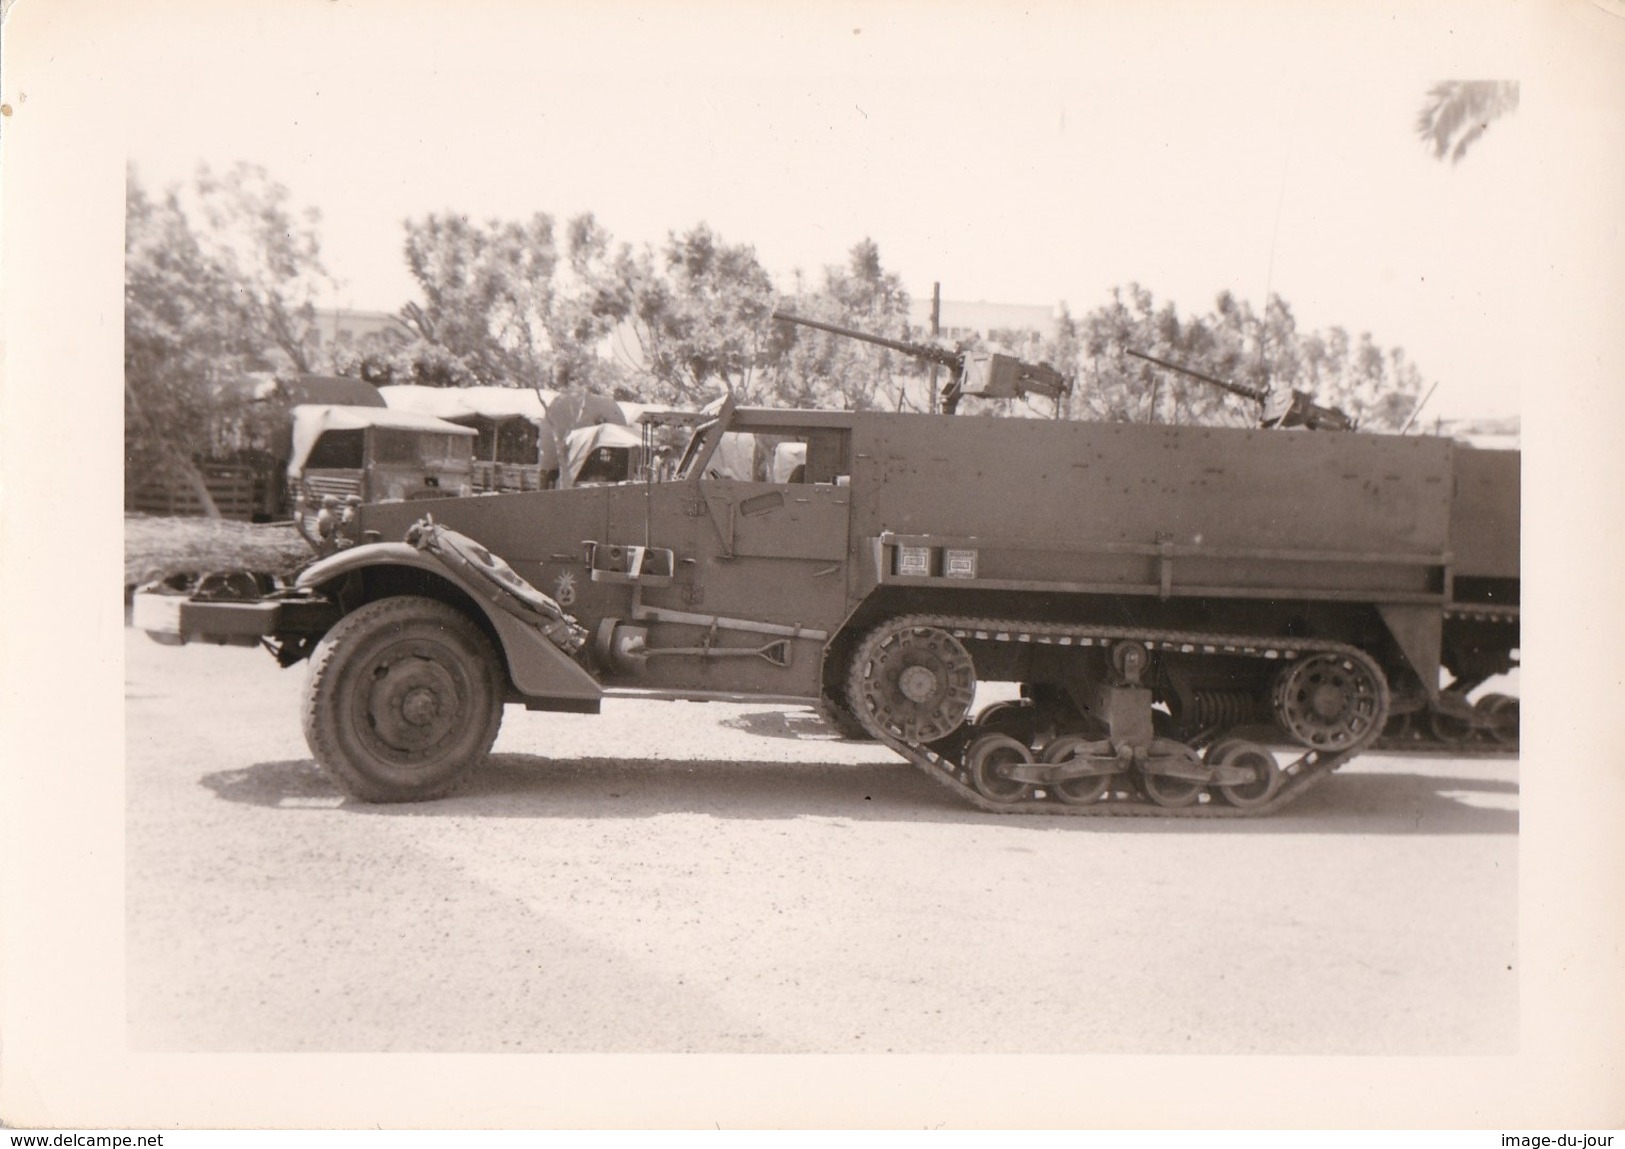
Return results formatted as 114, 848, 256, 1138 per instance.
302, 595, 504, 802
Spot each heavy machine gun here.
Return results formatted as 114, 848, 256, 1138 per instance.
1125, 348, 1355, 432
772, 310, 1072, 416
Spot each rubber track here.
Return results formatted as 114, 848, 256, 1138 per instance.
849, 614, 1386, 818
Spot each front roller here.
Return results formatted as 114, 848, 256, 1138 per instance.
302, 596, 505, 802
847, 622, 978, 744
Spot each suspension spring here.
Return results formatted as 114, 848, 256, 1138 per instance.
1190, 689, 1260, 729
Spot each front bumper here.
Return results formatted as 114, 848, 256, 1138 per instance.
132, 590, 284, 647
132, 570, 337, 650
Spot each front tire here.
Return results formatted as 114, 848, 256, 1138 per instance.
303, 596, 504, 802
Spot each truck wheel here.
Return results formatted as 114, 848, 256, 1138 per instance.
302, 596, 504, 803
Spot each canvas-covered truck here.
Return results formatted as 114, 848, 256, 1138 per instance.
133, 397, 1519, 817
286, 404, 477, 547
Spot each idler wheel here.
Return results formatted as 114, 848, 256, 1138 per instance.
1208, 739, 1281, 809
1139, 739, 1208, 808
1043, 735, 1112, 806
1476, 692, 1520, 745
1272, 651, 1389, 751
966, 733, 1033, 804
849, 623, 977, 743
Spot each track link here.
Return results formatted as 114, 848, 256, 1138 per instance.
848, 614, 1382, 818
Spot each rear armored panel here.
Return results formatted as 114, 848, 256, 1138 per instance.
848, 415, 1457, 602
1450, 447, 1520, 581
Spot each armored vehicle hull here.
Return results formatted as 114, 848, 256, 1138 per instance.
135, 403, 1519, 814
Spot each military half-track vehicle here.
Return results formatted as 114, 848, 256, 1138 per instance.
135, 380, 1520, 816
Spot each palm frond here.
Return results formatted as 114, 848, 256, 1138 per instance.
1416, 80, 1520, 163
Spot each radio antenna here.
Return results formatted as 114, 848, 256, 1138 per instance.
1257, 85, 1304, 404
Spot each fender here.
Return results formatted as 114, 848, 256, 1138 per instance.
297, 543, 603, 703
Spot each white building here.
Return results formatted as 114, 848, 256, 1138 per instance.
905, 299, 1062, 350
306, 307, 413, 355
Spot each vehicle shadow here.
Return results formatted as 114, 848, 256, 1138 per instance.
719, 708, 853, 741
204, 752, 1518, 836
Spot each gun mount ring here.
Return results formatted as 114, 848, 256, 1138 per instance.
849, 622, 976, 744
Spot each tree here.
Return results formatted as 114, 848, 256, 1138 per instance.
618, 224, 777, 406
1057, 284, 1424, 431
1416, 81, 1520, 164
766, 239, 915, 411
1067, 284, 1250, 425
336, 322, 483, 389
125, 163, 334, 515
385, 210, 637, 394
551, 213, 641, 392
126, 171, 238, 516
396, 212, 558, 389
189, 163, 335, 372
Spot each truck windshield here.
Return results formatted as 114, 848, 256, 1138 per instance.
373, 428, 468, 467
305, 429, 365, 470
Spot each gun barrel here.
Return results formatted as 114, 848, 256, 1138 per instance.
1125, 348, 1268, 404
771, 310, 961, 371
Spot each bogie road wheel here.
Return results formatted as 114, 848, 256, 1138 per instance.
303, 596, 504, 802
966, 733, 1033, 804
1140, 740, 1208, 808
1044, 735, 1112, 806
1477, 692, 1520, 746
1427, 697, 1474, 744
1208, 739, 1281, 809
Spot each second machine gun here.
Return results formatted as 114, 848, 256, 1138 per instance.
1125, 348, 1355, 432
771, 310, 1072, 416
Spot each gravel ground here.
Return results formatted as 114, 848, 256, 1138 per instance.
125, 626, 1519, 1056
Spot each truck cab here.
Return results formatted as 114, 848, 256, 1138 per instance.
288, 404, 477, 539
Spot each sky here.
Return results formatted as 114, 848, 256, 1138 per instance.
117, 0, 1547, 419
